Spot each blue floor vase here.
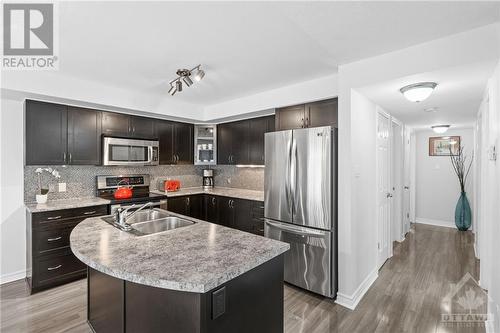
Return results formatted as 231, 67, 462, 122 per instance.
455, 192, 471, 231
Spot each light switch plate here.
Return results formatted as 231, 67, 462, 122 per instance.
58, 182, 67, 192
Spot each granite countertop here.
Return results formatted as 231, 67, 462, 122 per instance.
150, 186, 264, 202
70, 212, 289, 293
25, 197, 111, 213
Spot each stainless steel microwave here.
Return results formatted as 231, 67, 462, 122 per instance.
103, 137, 159, 166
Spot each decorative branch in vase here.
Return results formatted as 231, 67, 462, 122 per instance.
449, 146, 473, 231
35, 167, 61, 204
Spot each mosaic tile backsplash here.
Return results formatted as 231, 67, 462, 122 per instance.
24, 165, 264, 202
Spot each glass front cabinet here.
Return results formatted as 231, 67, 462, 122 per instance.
194, 124, 217, 165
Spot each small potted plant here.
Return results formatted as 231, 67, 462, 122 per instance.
35, 167, 61, 204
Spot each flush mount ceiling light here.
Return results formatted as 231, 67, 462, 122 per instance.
167, 65, 205, 96
431, 125, 450, 134
400, 82, 438, 102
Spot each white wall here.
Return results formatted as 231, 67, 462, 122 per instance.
475, 60, 500, 333
334, 89, 378, 309
0, 96, 26, 283
414, 128, 474, 228
204, 74, 338, 120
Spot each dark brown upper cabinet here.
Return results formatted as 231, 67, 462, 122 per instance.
26, 100, 68, 165
217, 115, 274, 166
101, 112, 129, 137
275, 104, 305, 130
307, 98, 338, 128
102, 113, 156, 139
249, 116, 275, 165
26, 101, 101, 165
275, 98, 338, 130
67, 107, 102, 165
157, 120, 193, 165
174, 122, 194, 164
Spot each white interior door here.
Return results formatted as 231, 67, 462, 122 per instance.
377, 111, 391, 268
391, 121, 404, 243
402, 127, 411, 235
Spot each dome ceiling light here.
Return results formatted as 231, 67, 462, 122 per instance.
168, 65, 205, 96
400, 82, 438, 102
431, 125, 450, 134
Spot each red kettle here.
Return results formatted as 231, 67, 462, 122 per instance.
114, 180, 133, 199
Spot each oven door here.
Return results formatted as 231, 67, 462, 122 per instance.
264, 219, 334, 298
103, 137, 159, 166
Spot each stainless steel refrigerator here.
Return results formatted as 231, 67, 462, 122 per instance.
264, 126, 337, 298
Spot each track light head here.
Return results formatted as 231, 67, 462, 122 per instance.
183, 75, 193, 87
168, 84, 177, 96
176, 80, 182, 92
193, 68, 205, 82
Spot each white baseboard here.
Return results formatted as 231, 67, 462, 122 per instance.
335, 268, 378, 310
415, 217, 456, 229
0, 269, 26, 285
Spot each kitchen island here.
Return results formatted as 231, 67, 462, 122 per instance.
70, 210, 289, 333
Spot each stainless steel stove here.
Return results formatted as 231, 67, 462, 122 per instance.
96, 175, 167, 213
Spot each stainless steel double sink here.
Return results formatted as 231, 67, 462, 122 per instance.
102, 208, 195, 235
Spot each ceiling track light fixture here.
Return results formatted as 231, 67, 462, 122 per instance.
400, 82, 438, 102
431, 124, 450, 134
167, 64, 205, 96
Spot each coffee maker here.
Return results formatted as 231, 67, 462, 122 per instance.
202, 169, 214, 189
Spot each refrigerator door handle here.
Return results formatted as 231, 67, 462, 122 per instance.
265, 220, 327, 237
290, 138, 298, 214
285, 138, 293, 214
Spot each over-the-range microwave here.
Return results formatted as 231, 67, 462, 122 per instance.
102, 137, 159, 166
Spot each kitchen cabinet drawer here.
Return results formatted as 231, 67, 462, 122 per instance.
32, 205, 108, 228
35, 248, 86, 287
34, 227, 73, 255
27, 204, 107, 293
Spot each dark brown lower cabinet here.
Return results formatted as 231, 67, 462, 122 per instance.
167, 195, 202, 219
87, 254, 284, 333
26, 205, 108, 294
168, 195, 264, 235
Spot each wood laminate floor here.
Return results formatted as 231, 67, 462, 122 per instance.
1, 223, 482, 333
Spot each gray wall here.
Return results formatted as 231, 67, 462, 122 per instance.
24, 165, 264, 202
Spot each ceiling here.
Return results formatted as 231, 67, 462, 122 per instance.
58, 1, 500, 106
358, 60, 497, 129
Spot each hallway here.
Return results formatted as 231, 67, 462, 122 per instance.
0, 224, 482, 333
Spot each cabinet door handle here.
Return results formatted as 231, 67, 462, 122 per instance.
46, 216, 62, 220
83, 211, 96, 215
228, 200, 231, 208
69, 153, 72, 163
301, 118, 304, 128
186, 197, 190, 205
63, 152, 67, 163
212, 197, 216, 205
47, 264, 62, 271
305, 118, 309, 127
47, 236, 62, 242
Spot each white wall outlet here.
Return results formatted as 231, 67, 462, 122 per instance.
58, 182, 67, 192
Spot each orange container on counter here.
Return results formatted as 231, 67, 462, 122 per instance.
164, 180, 181, 192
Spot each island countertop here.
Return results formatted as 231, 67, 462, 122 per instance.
70, 212, 289, 293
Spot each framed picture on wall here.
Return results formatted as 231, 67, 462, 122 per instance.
429, 136, 461, 156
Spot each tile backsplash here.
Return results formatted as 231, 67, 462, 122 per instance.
24, 165, 264, 202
